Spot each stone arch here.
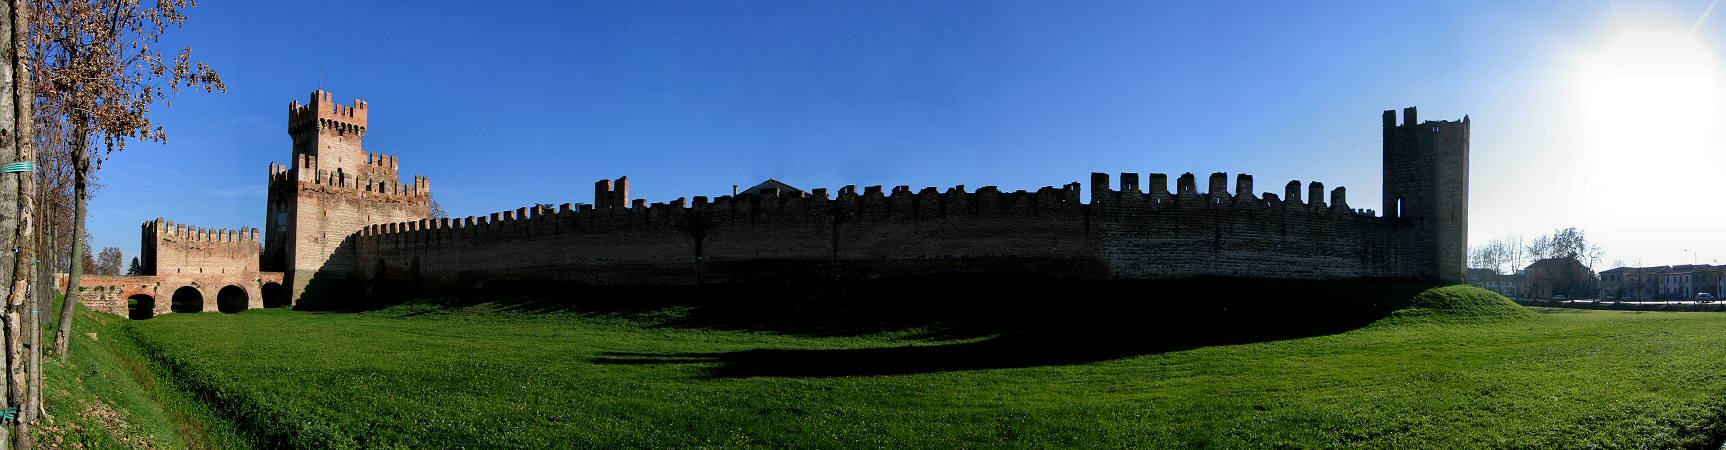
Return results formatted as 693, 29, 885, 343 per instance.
171, 286, 203, 313
217, 285, 249, 314
128, 294, 156, 320
262, 282, 290, 308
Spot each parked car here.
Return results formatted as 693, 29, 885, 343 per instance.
1698, 293, 1716, 303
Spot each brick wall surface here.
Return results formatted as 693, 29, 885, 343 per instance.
350, 176, 1441, 298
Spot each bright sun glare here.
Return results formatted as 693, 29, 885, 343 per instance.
1576, 29, 1726, 210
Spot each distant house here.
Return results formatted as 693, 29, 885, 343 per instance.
1523, 258, 1598, 300
1597, 265, 1726, 300
1719, 271, 1726, 300
1695, 267, 1724, 298
1599, 266, 1635, 299
1674, 266, 1724, 299
1467, 268, 1522, 298
739, 179, 803, 197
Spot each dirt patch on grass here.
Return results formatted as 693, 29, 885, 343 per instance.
36, 399, 154, 450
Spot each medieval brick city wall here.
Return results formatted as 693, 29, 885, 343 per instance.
344, 107, 1467, 297
73, 91, 1469, 315
353, 182, 1103, 290
350, 171, 1438, 293
1094, 172, 1432, 280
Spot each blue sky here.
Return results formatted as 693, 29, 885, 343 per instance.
90, 0, 1726, 268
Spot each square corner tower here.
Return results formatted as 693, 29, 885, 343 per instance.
264, 90, 431, 305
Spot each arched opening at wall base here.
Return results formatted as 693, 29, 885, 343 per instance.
128, 295, 156, 320
171, 287, 203, 313
217, 285, 249, 313
262, 282, 290, 308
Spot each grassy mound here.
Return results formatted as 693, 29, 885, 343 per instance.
1383, 284, 1533, 324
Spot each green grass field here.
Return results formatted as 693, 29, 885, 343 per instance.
47, 285, 1726, 448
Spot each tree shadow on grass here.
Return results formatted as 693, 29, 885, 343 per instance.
508, 276, 1433, 378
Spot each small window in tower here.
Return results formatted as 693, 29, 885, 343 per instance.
1395, 197, 1404, 218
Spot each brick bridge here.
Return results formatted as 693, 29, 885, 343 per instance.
62, 220, 291, 319
58, 272, 289, 319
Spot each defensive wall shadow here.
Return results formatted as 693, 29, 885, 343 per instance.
339, 275, 1437, 378
598, 277, 1433, 377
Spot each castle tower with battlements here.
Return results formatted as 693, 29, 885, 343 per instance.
1382, 107, 1469, 283
264, 91, 431, 305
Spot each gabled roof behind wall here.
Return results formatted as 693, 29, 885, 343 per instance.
740, 179, 802, 196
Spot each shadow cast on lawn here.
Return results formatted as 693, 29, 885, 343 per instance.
317, 274, 1436, 377
581, 276, 1432, 378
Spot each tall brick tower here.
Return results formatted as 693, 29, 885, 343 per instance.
264, 91, 430, 305
1382, 107, 1469, 283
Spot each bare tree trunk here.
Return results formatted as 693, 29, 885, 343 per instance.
5, 0, 30, 445
51, 145, 80, 357
26, 221, 47, 423
0, 0, 27, 445
50, 118, 83, 358
25, 239, 39, 426
0, 1, 11, 446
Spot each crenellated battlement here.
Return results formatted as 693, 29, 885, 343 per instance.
354, 170, 1398, 260
268, 154, 428, 200
139, 217, 263, 277
1086, 171, 1370, 216
288, 90, 368, 137
357, 179, 1089, 245
360, 150, 401, 174
143, 218, 259, 244
350, 157, 1446, 292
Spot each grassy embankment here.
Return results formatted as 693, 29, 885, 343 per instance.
47, 283, 1726, 448
38, 297, 248, 449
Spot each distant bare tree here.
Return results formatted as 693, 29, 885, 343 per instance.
429, 196, 448, 220
1584, 244, 1605, 270
1525, 228, 1597, 267
1527, 235, 1553, 261
78, 243, 91, 274
1509, 234, 1527, 272
1470, 241, 1510, 275
1549, 228, 1589, 260
94, 246, 121, 275
1469, 244, 1490, 271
